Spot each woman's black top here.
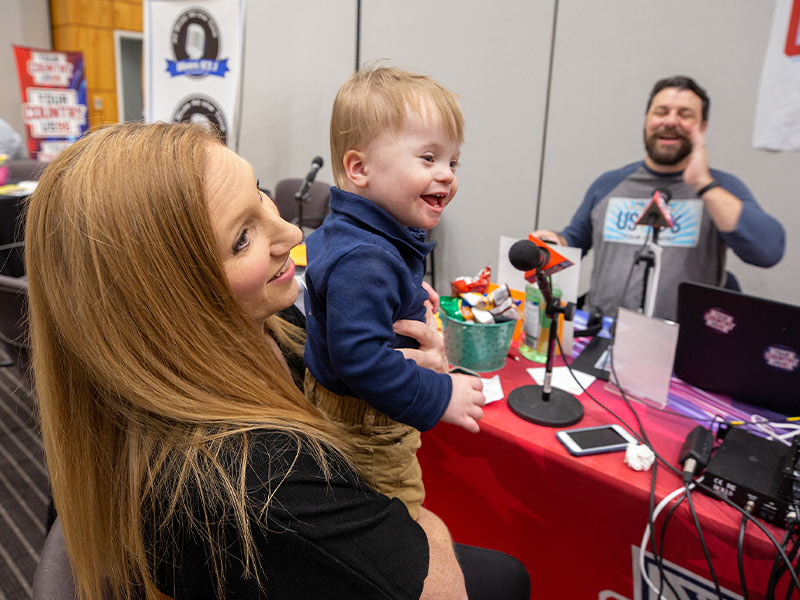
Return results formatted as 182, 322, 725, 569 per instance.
151, 306, 428, 598
153, 432, 428, 599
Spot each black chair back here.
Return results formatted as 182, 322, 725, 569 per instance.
273, 178, 331, 230
0, 274, 29, 376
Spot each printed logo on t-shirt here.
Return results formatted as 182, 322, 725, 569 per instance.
603, 197, 703, 247
763, 345, 799, 372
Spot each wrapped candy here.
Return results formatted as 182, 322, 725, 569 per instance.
450, 265, 492, 295
439, 296, 464, 321
461, 292, 491, 310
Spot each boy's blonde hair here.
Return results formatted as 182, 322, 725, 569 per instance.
330, 66, 464, 188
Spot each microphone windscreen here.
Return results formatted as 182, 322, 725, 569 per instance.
508, 240, 542, 271
655, 188, 672, 202
312, 156, 324, 168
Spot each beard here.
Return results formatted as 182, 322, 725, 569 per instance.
644, 127, 692, 166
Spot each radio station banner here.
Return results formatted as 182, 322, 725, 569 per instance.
144, 0, 245, 148
12, 45, 88, 161
753, 0, 800, 152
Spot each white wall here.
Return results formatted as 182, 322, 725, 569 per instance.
0, 0, 51, 154
236, 0, 797, 305
237, 1, 357, 196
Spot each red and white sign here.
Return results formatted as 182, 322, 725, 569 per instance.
753, 0, 800, 152
12, 45, 88, 161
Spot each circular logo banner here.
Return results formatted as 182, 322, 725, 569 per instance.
167, 8, 228, 78
172, 95, 228, 145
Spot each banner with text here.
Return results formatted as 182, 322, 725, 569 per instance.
753, 0, 800, 152
12, 45, 88, 161
144, 0, 245, 148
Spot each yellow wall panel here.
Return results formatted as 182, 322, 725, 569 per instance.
113, 1, 143, 31
65, 26, 116, 91
51, 25, 78, 52
50, 0, 112, 28
87, 89, 119, 129
50, 0, 69, 27
50, 0, 144, 125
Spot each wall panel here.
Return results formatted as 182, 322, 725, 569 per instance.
0, 0, 51, 145
113, 1, 143, 31
236, 0, 357, 195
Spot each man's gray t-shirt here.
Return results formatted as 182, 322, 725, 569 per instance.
560, 162, 785, 321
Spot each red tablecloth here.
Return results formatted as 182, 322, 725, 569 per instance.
419, 351, 792, 599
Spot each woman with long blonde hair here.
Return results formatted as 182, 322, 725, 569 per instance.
26, 121, 485, 599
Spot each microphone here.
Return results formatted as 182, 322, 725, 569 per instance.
296, 156, 324, 201
508, 236, 572, 280
505, 236, 583, 427
655, 188, 672, 202
509, 239, 550, 272
635, 188, 674, 229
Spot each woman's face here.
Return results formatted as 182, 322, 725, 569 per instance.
205, 144, 302, 328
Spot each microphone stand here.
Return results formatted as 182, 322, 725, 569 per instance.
635, 217, 664, 318
294, 183, 311, 240
507, 270, 583, 427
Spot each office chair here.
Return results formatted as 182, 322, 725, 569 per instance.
32, 518, 78, 600
34, 518, 159, 600
0, 273, 29, 376
723, 271, 741, 292
272, 178, 331, 230
7, 158, 50, 181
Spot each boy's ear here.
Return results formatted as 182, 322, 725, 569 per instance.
342, 150, 368, 188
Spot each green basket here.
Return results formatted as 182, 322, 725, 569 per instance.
441, 314, 516, 372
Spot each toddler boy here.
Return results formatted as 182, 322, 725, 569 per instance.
303, 67, 485, 519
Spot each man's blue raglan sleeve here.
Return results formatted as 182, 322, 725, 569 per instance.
712, 170, 785, 267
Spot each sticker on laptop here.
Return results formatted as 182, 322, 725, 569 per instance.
763, 345, 799, 372
703, 308, 735, 334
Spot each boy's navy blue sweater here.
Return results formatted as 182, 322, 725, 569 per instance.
303, 188, 452, 431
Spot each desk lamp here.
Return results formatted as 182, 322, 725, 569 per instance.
506, 238, 583, 427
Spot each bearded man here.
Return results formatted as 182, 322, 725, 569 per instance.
534, 75, 784, 321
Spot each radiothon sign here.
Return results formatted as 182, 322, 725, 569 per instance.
145, 0, 244, 148
13, 45, 88, 161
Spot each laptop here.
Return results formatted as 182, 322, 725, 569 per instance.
674, 282, 800, 415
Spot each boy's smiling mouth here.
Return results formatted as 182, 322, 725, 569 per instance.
421, 193, 447, 208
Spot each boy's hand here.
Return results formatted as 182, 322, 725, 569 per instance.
441, 374, 486, 433
421, 280, 440, 314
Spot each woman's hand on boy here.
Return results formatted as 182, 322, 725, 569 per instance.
394, 301, 448, 373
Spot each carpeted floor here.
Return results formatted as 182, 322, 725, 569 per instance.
0, 358, 47, 600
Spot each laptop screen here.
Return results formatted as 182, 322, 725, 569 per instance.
674, 282, 800, 415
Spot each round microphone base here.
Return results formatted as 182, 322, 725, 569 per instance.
507, 385, 584, 427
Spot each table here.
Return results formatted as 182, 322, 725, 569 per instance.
419, 347, 794, 599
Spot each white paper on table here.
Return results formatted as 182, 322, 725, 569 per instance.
612, 307, 679, 409
480, 375, 504, 404
525, 367, 595, 396
497, 235, 529, 292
